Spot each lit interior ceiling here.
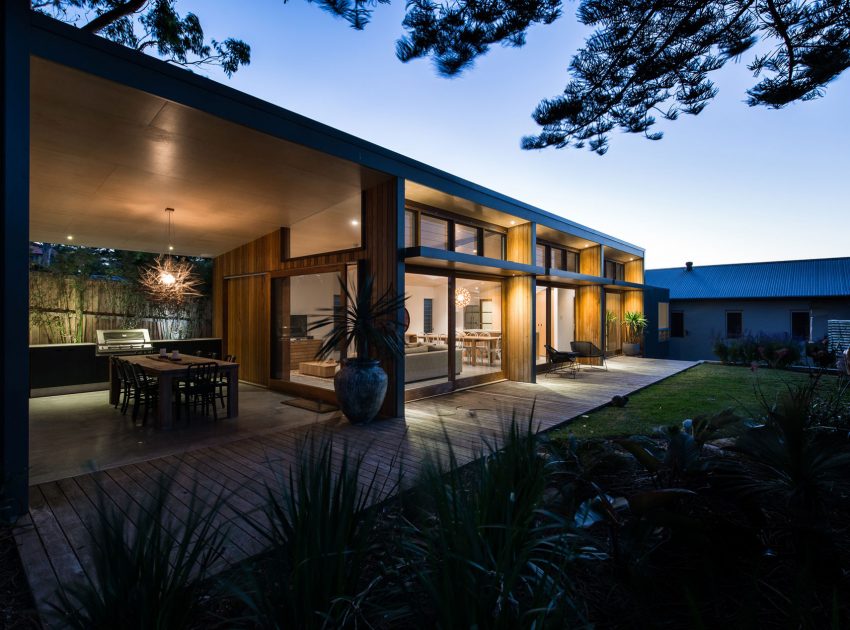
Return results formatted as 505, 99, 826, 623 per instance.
29, 57, 388, 258
405, 181, 529, 229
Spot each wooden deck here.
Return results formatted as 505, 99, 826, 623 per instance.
14, 356, 696, 627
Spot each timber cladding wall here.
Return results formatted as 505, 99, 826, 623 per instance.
224, 273, 269, 386
504, 223, 535, 382
623, 258, 644, 323
363, 178, 404, 417
576, 245, 603, 364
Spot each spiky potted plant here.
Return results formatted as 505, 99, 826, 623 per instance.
622, 311, 648, 356
308, 274, 406, 424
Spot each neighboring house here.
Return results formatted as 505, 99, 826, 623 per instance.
646, 258, 850, 361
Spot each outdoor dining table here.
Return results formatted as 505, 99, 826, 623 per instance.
109, 354, 239, 429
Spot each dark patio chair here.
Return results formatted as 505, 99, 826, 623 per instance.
111, 357, 132, 414
128, 362, 158, 425
215, 355, 236, 409
178, 362, 219, 421
544, 344, 579, 378
570, 340, 608, 370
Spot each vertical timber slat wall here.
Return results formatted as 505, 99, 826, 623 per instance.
213, 230, 282, 386
224, 275, 270, 386
504, 223, 535, 382
623, 258, 644, 315
576, 245, 604, 365
363, 178, 405, 418
2, 0, 31, 514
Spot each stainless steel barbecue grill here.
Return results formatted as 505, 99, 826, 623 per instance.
95, 329, 153, 356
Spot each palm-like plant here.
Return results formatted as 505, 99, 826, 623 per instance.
308, 274, 406, 362
622, 311, 648, 345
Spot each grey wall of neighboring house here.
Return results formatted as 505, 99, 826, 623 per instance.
667, 297, 850, 361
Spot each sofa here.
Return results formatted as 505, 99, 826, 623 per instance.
404, 343, 463, 383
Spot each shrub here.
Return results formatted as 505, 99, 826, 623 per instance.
54, 471, 229, 630
238, 433, 395, 629
713, 334, 801, 368
400, 416, 584, 628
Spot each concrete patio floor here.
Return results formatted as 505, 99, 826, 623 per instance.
16, 356, 697, 627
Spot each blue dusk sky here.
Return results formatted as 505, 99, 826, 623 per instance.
190, 0, 848, 269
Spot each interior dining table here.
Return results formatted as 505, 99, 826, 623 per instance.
109, 354, 239, 429
460, 335, 501, 366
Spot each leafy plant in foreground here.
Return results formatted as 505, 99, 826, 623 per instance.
401, 415, 584, 628
54, 471, 230, 630
239, 433, 396, 629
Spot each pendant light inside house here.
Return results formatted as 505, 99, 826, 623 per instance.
455, 287, 471, 309
139, 208, 202, 306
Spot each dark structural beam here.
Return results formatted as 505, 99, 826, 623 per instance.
2, 0, 31, 517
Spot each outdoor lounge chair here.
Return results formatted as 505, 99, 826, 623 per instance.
570, 341, 607, 370
544, 344, 579, 378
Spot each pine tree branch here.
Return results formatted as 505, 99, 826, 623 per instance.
82, 0, 148, 34
764, 0, 796, 83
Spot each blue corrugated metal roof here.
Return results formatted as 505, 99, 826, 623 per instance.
646, 258, 850, 300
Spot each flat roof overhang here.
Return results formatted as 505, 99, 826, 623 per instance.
404, 250, 649, 289
29, 11, 645, 259
403, 247, 542, 277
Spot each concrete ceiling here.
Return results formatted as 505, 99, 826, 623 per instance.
29, 57, 387, 258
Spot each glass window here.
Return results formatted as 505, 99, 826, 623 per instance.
454, 224, 479, 255
483, 231, 505, 260
457, 278, 502, 378
565, 250, 579, 273
536, 244, 546, 267
671, 311, 685, 338
605, 260, 625, 281
404, 210, 416, 248
726, 311, 742, 338
423, 298, 433, 333
405, 273, 451, 389
420, 215, 448, 249
791, 311, 810, 340
550, 247, 564, 270
271, 270, 348, 391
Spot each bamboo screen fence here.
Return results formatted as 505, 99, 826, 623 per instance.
29, 271, 212, 345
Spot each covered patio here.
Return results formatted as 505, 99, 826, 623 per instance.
15, 356, 697, 624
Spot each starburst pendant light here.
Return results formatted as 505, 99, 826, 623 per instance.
455, 287, 471, 309
139, 208, 202, 306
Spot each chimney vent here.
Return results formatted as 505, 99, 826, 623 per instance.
685, 261, 693, 271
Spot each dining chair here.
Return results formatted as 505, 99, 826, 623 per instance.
474, 332, 491, 366
178, 362, 219, 421
128, 362, 158, 425
215, 356, 236, 409
112, 357, 132, 415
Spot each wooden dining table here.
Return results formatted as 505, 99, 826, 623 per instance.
109, 354, 239, 429
459, 335, 501, 366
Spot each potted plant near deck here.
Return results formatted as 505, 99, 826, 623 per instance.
622, 311, 648, 356
309, 274, 406, 424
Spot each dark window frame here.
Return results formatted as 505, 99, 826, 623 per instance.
790, 310, 810, 341
726, 311, 743, 339
671, 311, 685, 338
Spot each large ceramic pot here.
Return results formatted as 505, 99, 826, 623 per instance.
622, 342, 641, 356
333, 358, 388, 424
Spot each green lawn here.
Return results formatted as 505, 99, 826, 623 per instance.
558, 363, 824, 439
